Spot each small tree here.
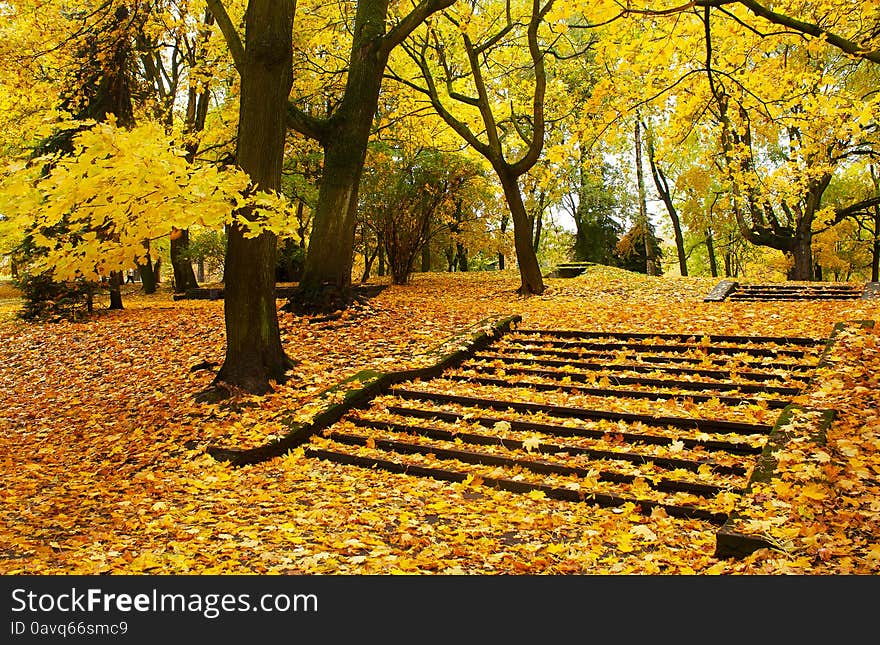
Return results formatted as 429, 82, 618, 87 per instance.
615, 220, 664, 275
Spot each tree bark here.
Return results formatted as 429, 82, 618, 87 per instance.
456, 241, 468, 271
213, 0, 295, 395
872, 203, 880, 283
634, 119, 657, 276
706, 230, 719, 278
290, 0, 455, 310
108, 271, 124, 309
138, 257, 157, 294
171, 228, 199, 293
871, 166, 880, 283
645, 124, 687, 276
787, 230, 814, 281
498, 169, 545, 294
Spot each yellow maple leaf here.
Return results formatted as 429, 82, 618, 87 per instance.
800, 483, 828, 501
522, 434, 542, 453
526, 489, 546, 501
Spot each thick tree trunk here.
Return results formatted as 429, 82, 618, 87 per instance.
213, 0, 295, 395
421, 243, 431, 272
297, 141, 364, 297
498, 170, 544, 294
294, 0, 389, 309
787, 231, 814, 281
108, 271, 124, 309
138, 258, 157, 294
216, 227, 289, 393
171, 228, 199, 293
456, 242, 468, 272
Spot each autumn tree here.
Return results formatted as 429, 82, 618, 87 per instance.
400, 0, 570, 295
560, 153, 624, 266
8, 3, 140, 313
615, 219, 663, 275
200, 0, 296, 395
135, 5, 225, 294
1, 1, 294, 394
643, 119, 688, 276
696, 0, 880, 66
235, 0, 456, 312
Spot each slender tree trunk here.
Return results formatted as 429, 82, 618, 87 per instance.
421, 243, 431, 272
706, 230, 719, 278
213, 0, 295, 395
361, 243, 378, 283
498, 212, 508, 270
377, 242, 386, 277
634, 119, 656, 276
532, 208, 543, 252
645, 126, 687, 276
871, 165, 880, 282
497, 170, 544, 294
872, 203, 880, 283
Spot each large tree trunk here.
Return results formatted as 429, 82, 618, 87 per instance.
297, 139, 366, 299
138, 257, 157, 294
456, 242, 468, 272
213, 0, 295, 395
294, 0, 389, 310
108, 271, 124, 310
498, 170, 544, 294
787, 230, 814, 281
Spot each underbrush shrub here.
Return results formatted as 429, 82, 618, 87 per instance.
15, 272, 98, 321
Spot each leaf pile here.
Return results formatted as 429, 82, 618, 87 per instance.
0, 266, 878, 574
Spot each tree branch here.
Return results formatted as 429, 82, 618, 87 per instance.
204, 0, 245, 74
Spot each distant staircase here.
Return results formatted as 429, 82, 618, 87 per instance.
548, 262, 595, 278
705, 280, 877, 302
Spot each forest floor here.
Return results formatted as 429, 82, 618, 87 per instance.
1, 266, 878, 574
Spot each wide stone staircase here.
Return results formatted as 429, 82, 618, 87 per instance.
291, 326, 828, 552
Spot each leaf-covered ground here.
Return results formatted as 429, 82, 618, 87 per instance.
1, 267, 878, 574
